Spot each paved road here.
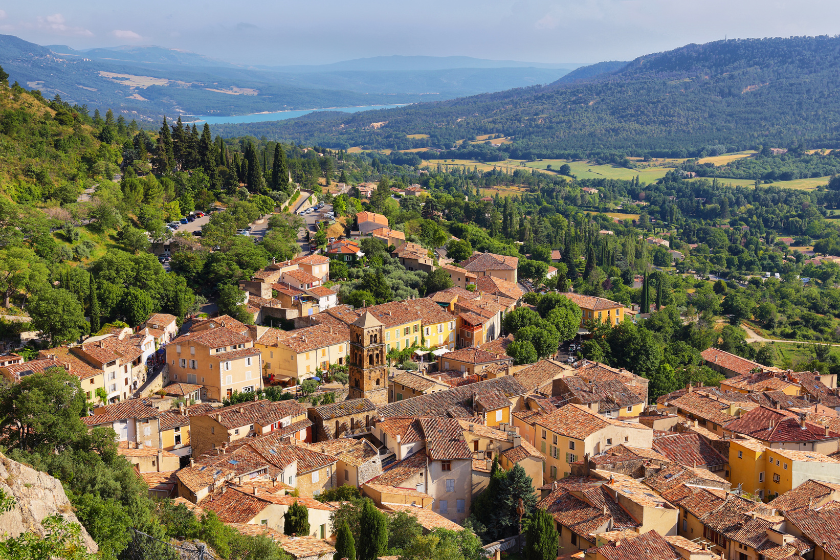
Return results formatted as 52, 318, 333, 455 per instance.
174, 214, 211, 234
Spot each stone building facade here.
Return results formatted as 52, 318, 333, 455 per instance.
347, 312, 388, 405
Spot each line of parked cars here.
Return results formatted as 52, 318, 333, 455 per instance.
166, 211, 206, 231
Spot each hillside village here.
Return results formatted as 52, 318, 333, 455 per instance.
3, 205, 840, 560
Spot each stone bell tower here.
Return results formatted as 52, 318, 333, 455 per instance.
348, 312, 388, 405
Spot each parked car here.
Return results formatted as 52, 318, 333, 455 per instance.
180, 218, 188, 224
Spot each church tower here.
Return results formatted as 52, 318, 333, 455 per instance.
348, 312, 388, 405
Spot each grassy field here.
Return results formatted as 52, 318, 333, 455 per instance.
406, 134, 429, 139
697, 151, 756, 165
478, 186, 529, 198
687, 175, 832, 190
584, 210, 641, 221
754, 340, 840, 367
524, 159, 673, 182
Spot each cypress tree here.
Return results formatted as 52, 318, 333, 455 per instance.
358, 499, 387, 560
641, 271, 651, 314
154, 116, 174, 175
89, 277, 100, 334
334, 520, 356, 560
271, 143, 287, 190
525, 508, 559, 560
172, 116, 186, 169
284, 500, 310, 536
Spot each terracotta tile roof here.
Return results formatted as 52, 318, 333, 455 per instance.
83, 399, 162, 426
172, 326, 251, 349
418, 417, 471, 460
560, 292, 622, 311
513, 359, 570, 392
700, 495, 762, 540
441, 347, 508, 365
771, 447, 840, 464
294, 254, 330, 265
327, 240, 361, 255
473, 388, 511, 411
311, 398, 376, 421
536, 404, 650, 440
660, 484, 728, 520
458, 312, 487, 326
119, 446, 178, 458
163, 382, 203, 396
747, 390, 811, 409
724, 371, 797, 393
769, 479, 840, 512
377, 376, 526, 419
356, 211, 389, 227
382, 503, 463, 531
701, 347, 765, 376
554, 375, 643, 412
158, 409, 191, 431
643, 464, 729, 494
574, 361, 648, 401
200, 488, 269, 523
282, 269, 321, 284
665, 391, 735, 426
311, 438, 379, 468
306, 286, 336, 298
474, 276, 523, 300
795, 371, 840, 408
404, 297, 455, 325
501, 441, 544, 463
257, 323, 350, 353
785, 507, 840, 559
589, 444, 671, 466
1, 358, 63, 381
479, 334, 515, 356
726, 406, 839, 443
652, 432, 727, 470
368, 452, 426, 487
198, 399, 307, 429
537, 478, 639, 537
284, 442, 338, 474
391, 371, 440, 392
147, 313, 177, 327
364, 482, 430, 502
191, 315, 249, 336
586, 530, 680, 560
141, 470, 178, 489
459, 252, 518, 272
377, 417, 424, 444
456, 420, 509, 441
429, 286, 478, 303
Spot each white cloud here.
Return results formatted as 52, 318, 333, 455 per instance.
111, 29, 142, 40
35, 13, 93, 36
535, 14, 559, 30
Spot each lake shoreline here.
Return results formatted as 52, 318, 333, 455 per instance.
182, 103, 408, 125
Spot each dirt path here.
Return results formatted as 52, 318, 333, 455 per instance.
742, 324, 840, 347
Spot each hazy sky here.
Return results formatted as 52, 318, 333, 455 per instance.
3, 0, 840, 65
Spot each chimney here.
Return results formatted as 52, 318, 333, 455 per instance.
190, 458, 195, 467
512, 435, 521, 447
157, 450, 163, 470
603, 505, 609, 515
137, 442, 143, 449
469, 424, 474, 432
273, 478, 277, 488
253, 486, 258, 495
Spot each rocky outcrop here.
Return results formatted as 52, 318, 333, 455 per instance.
0, 453, 98, 553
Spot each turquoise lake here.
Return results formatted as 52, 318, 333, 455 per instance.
188, 104, 405, 125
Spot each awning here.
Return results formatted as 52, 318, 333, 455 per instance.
431, 349, 450, 357
414, 350, 430, 356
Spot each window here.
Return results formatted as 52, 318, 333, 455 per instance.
449, 321, 454, 330
627, 406, 632, 412
190, 360, 197, 369
550, 465, 557, 479
225, 362, 231, 371
405, 327, 411, 336
495, 409, 503, 421
624, 436, 628, 442
441, 461, 451, 471
234, 429, 239, 435
425, 327, 430, 336
606, 438, 612, 445
784, 463, 788, 470
246, 357, 252, 366
245, 371, 252, 381
566, 453, 577, 464
320, 524, 326, 539
682, 518, 688, 531
386, 331, 390, 341
446, 479, 455, 492
758, 472, 764, 482
553, 435, 558, 445
440, 500, 448, 514
569, 441, 575, 450
773, 473, 780, 483
738, 450, 743, 459
225, 375, 232, 385
344, 469, 349, 482
396, 393, 403, 401
542, 430, 546, 440
541, 441, 546, 453
550, 446, 557, 459
179, 359, 186, 368
312, 470, 320, 483
261, 519, 268, 525
457, 499, 465, 513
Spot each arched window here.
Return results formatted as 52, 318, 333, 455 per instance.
369, 354, 374, 366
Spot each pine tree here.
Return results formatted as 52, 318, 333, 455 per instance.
284, 500, 310, 536
499, 463, 537, 536
172, 116, 186, 169
245, 144, 265, 192
89, 277, 100, 334
358, 499, 387, 560
334, 520, 356, 560
153, 116, 174, 175
525, 508, 559, 560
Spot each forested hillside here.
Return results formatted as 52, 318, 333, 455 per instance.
216, 36, 840, 157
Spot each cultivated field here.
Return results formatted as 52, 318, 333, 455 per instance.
406, 134, 430, 139
697, 151, 756, 165
584, 210, 641, 221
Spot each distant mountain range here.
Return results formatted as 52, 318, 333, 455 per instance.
0, 35, 579, 122
214, 36, 840, 157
